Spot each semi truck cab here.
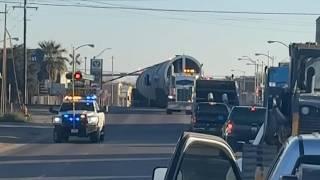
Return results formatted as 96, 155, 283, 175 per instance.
166, 74, 196, 114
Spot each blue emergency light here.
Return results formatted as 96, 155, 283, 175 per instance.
86, 95, 97, 100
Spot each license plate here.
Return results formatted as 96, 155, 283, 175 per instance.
71, 129, 79, 133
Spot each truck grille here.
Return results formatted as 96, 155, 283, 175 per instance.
177, 88, 192, 102
299, 106, 320, 134
62, 114, 87, 127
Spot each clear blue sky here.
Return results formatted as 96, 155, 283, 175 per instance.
2, 0, 320, 76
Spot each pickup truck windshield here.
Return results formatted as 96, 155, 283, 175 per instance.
229, 107, 266, 125
60, 102, 94, 112
196, 104, 229, 122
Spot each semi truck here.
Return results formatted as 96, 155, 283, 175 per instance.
134, 55, 202, 111
166, 71, 199, 114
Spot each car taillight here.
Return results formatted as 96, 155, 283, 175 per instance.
226, 121, 233, 134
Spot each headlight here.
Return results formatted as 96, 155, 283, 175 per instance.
88, 116, 99, 125
53, 117, 62, 124
301, 106, 310, 115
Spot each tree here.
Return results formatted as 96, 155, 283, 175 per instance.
38, 41, 69, 83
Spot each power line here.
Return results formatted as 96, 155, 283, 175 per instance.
0, 0, 320, 16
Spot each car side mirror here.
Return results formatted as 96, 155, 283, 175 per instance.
49, 107, 58, 114
98, 106, 108, 113
280, 175, 298, 180
152, 167, 167, 180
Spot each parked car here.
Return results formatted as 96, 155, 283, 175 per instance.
222, 106, 266, 151
191, 102, 230, 136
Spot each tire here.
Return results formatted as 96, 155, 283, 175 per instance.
185, 110, 192, 115
90, 131, 100, 143
100, 126, 105, 142
53, 127, 64, 143
166, 109, 172, 115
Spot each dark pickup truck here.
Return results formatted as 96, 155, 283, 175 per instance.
191, 102, 230, 136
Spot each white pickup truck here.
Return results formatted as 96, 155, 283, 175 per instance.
50, 96, 106, 143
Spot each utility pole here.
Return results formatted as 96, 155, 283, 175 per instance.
23, 0, 27, 105
1, 5, 7, 114
111, 56, 114, 106
13, 1, 38, 107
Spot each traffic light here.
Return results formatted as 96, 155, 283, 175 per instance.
66, 72, 73, 80
74, 71, 82, 81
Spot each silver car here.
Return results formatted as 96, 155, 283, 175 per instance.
267, 133, 320, 180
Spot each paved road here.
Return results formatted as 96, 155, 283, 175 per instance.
0, 108, 191, 180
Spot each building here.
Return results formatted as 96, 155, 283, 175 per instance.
234, 76, 256, 105
102, 82, 133, 107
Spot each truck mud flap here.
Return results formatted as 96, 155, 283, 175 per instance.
241, 144, 278, 180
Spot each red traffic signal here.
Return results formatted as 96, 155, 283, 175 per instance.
74, 71, 82, 81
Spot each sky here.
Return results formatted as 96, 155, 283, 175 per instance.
1, 0, 320, 78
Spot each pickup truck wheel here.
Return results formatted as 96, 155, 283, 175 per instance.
53, 127, 63, 143
166, 109, 172, 115
90, 131, 100, 143
100, 126, 105, 142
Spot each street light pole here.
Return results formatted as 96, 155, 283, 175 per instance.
71, 44, 94, 128
1, 4, 7, 114
239, 57, 258, 104
72, 47, 75, 119
267, 40, 289, 48
255, 53, 275, 67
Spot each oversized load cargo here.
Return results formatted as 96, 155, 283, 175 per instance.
135, 55, 202, 108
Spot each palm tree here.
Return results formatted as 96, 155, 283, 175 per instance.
38, 41, 69, 83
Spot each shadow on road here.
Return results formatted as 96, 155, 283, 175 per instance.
0, 153, 170, 179
0, 122, 190, 145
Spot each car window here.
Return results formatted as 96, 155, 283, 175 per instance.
197, 104, 229, 114
196, 104, 229, 122
177, 142, 237, 180
60, 102, 94, 112
229, 107, 266, 125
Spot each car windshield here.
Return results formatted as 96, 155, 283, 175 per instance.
60, 102, 94, 112
229, 107, 266, 125
196, 104, 229, 121
1, 0, 318, 179
177, 142, 237, 180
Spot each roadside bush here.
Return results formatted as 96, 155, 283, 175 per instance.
0, 113, 28, 122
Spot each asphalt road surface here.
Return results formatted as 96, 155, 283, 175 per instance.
0, 108, 191, 180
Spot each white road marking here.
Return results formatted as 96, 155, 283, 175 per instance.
0, 144, 25, 154
0, 124, 51, 128
0, 157, 170, 165
0, 136, 19, 139
0, 175, 150, 180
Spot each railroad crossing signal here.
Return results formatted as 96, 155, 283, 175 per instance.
74, 71, 82, 81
